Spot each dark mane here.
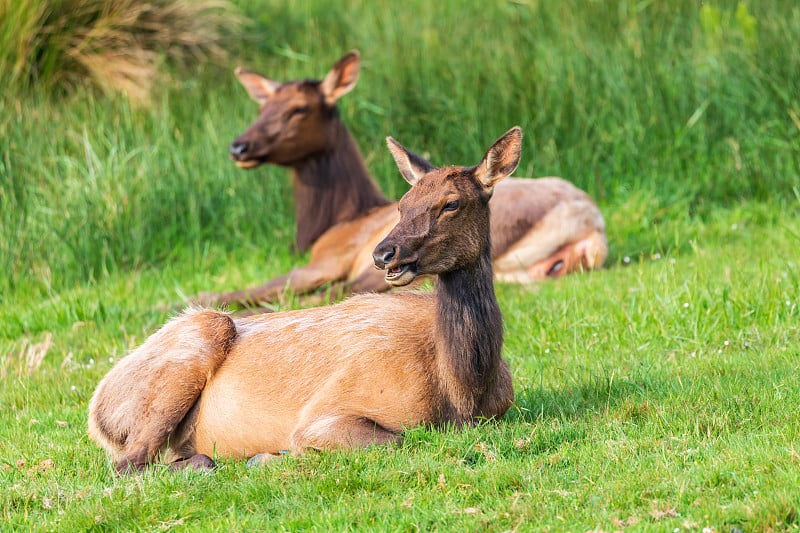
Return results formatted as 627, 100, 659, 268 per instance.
292, 120, 390, 251
434, 216, 503, 419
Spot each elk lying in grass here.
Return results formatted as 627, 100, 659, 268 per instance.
196, 51, 607, 309
88, 127, 524, 473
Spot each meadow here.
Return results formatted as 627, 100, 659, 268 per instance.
1, 0, 799, 530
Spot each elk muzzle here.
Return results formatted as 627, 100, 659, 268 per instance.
229, 139, 262, 169
229, 140, 249, 158
373, 240, 418, 287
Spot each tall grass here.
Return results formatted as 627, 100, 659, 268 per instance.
1, 0, 798, 300
0, 0, 244, 100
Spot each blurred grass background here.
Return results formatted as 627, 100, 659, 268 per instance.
2, 0, 797, 304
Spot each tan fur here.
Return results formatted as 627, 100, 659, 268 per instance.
87, 309, 235, 468
198, 51, 607, 309
190, 294, 445, 458
89, 129, 522, 472
493, 181, 608, 282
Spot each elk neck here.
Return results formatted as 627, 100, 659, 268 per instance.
290, 119, 390, 251
433, 235, 503, 419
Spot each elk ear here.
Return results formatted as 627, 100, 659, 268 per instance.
474, 126, 523, 191
320, 50, 360, 106
386, 137, 437, 187
235, 67, 280, 105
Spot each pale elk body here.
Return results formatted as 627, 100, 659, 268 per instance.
88, 127, 524, 473
197, 51, 607, 309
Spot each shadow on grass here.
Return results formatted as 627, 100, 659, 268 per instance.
511, 375, 647, 424
468, 377, 652, 460
399, 374, 666, 465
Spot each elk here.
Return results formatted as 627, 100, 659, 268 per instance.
196, 51, 607, 309
88, 127, 523, 473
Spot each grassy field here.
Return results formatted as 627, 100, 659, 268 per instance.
1, 0, 799, 530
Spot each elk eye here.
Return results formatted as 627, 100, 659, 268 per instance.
289, 106, 309, 117
441, 200, 459, 213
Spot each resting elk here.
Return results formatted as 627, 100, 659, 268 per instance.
196, 51, 607, 309
88, 127, 524, 473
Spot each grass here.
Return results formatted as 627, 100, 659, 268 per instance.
1, 0, 800, 530
0, 0, 244, 101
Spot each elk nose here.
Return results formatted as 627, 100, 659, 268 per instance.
229, 141, 249, 158
372, 245, 397, 269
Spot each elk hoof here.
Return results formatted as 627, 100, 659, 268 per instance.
546, 259, 565, 277
114, 460, 147, 476
246, 453, 283, 468
171, 454, 216, 472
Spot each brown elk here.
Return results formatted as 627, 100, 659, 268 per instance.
88, 127, 523, 472
196, 51, 607, 309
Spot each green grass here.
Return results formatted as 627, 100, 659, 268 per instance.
1, 0, 800, 530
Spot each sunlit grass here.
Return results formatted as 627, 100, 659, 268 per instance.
1, 0, 800, 530
1, 209, 799, 530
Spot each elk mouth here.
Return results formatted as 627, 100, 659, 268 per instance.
231, 155, 268, 169
384, 262, 418, 287
234, 159, 262, 169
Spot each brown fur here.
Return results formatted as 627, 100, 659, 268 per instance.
88, 128, 523, 472
230, 56, 388, 251
196, 51, 607, 309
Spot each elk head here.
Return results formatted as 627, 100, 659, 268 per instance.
373, 127, 523, 286
229, 51, 360, 168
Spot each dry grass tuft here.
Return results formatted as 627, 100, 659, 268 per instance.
0, 0, 245, 102
1, 333, 53, 378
